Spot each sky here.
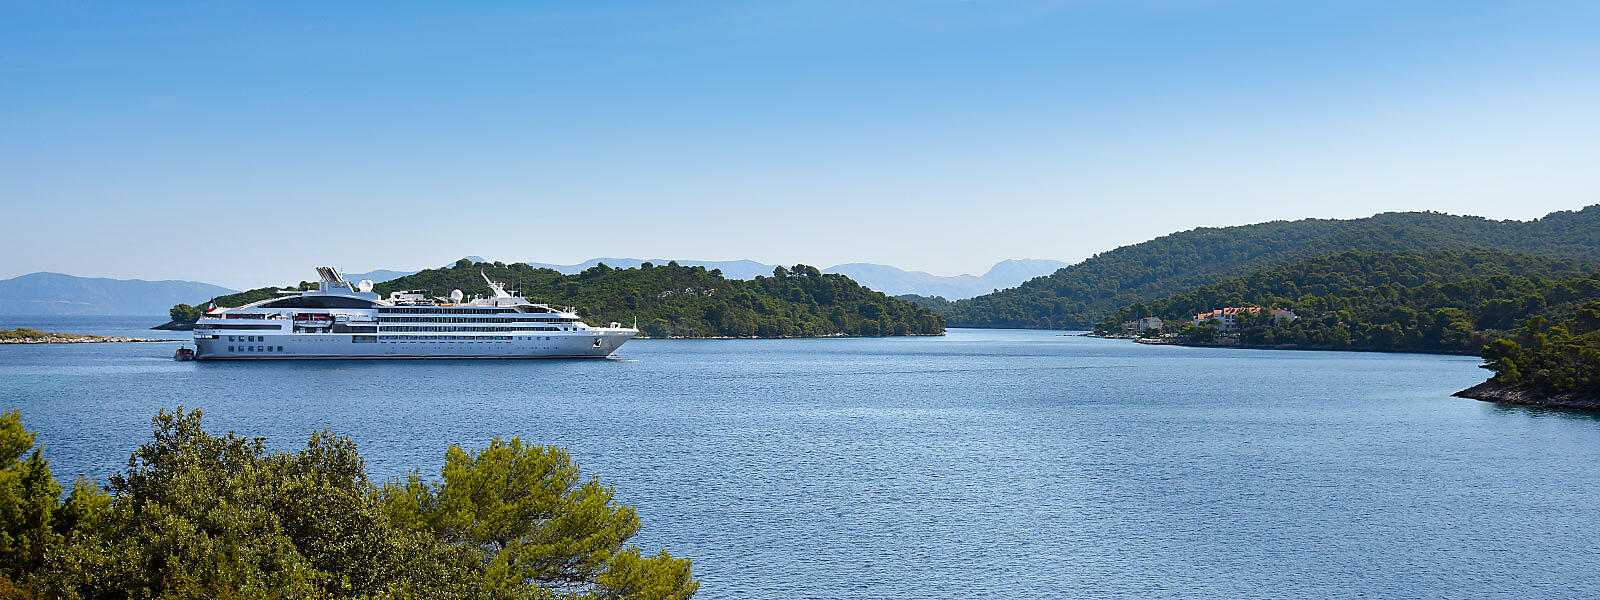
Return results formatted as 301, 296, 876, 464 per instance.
2, 0, 1598, 289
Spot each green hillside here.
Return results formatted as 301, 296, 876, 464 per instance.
1097, 249, 1600, 354
943, 205, 1600, 329
167, 282, 315, 323
892, 293, 953, 310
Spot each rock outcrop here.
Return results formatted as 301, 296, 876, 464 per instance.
1454, 380, 1600, 411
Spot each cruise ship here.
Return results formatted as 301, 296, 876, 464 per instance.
191, 267, 637, 360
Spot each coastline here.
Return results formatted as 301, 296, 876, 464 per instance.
1453, 380, 1600, 412
1090, 334, 1478, 357
2, 335, 175, 344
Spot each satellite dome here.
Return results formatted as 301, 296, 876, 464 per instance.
450, 289, 464, 302
357, 280, 374, 293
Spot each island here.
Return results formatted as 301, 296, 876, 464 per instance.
0, 328, 173, 344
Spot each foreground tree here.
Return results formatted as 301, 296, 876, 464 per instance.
3, 408, 694, 599
1, 409, 62, 592
382, 439, 697, 600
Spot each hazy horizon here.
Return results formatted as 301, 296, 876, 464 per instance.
5, 1, 1598, 288
5, 204, 1593, 289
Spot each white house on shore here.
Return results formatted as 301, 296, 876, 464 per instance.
1193, 307, 1296, 332
1121, 316, 1164, 333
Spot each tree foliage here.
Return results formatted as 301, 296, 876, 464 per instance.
944, 206, 1600, 329
1092, 249, 1600, 353
891, 294, 953, 310
1, 409, 697, 600
1476, 315, 1600, 398
1, 409, 61, 588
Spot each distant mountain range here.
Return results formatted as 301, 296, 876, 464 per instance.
0, 258, 1064, 317
341, 268, 423, 284
344, 257, 1067, 300
826, 259, 1068, 299
0, 272, 236, 316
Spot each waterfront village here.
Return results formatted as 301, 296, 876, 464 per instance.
1114, 307, 1299, 341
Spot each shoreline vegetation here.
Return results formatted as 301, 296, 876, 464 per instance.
0, 408, 699, 599
1081, 249, 1600, 411
0, 327, 171, 344
1088, 332, 1481, 356
163, 259, 944, 339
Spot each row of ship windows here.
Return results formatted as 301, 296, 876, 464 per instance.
378, 326, 571, 332
376, 317, 581, 323
377, 307, 519, 314
226, 332, 568, 341
376, 335, 515, 341
351, 335, 565, 342
225, 337, 562, 349
210, 316, 580, 325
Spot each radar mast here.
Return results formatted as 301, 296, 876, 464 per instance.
482, 271, 512, 299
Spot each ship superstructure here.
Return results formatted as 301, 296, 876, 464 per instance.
192, 267, 636, 359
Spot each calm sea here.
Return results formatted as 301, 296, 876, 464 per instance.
3, 317, 1598, 598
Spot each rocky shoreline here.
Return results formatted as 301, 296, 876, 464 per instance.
2, 335, 175, 344
1453, 380, 1600, 411
1, 327, 174, 345
1094, 334, 1478, 356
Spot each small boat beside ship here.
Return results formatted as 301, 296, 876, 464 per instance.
190, 267, 637, 360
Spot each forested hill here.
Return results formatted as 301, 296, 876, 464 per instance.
941, 205, 1600, 329
167, 282, 316, 324
377, 260, 942, 337
1098, 249, 1600, 354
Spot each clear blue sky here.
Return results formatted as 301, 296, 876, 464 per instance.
3, 1, 1597, 288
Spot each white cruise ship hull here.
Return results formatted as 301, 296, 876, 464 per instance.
195, 330, 635, 360
191, 267, 640, 360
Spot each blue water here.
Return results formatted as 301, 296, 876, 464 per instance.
3, 319, 1598, 598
